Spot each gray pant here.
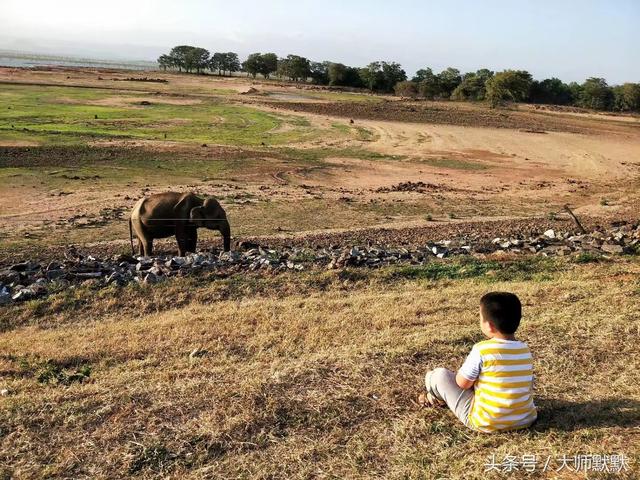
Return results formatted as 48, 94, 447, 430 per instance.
425, 367, 474, 428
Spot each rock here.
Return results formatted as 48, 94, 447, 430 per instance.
601, 243, 624, 254
143, 272, 159, 284
166, 257, 186, 269
46, 269, 65, 280
74, 272, 103, 279
0, 286, 11, 305
237, 240, 261, 250
0, 389, 8, 397
10, 261, 40, 272
543, 229, 556, 239
11, 285, 44, 301
114, 254, 138, 264
0, 269, 21, 285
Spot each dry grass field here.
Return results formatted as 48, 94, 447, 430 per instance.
1, 67, 640, 478
1, 257, 639, 478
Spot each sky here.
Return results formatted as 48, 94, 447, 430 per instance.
1, 0, 638, 83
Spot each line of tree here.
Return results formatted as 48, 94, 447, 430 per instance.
157, 46, 640, 112
396, 68, 640, 111
158, 46, 240, 75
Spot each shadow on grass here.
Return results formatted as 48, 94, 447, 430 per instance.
533, 397, 640, 431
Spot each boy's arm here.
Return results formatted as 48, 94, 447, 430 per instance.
457, 346, 482, 390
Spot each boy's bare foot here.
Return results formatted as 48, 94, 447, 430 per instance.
417, 391, 445, 408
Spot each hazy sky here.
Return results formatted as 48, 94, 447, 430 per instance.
1, 0, 638, 83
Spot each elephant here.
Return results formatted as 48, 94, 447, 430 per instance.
129, 192, 231, 257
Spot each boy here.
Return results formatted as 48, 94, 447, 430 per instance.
419, 292, 537, 432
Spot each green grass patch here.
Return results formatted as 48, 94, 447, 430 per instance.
0, 84, 343, 147
383, 257, 559, 282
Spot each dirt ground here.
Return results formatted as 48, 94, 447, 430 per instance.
1, 67, 639, 259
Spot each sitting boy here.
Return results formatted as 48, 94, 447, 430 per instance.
419, 292, 537, 432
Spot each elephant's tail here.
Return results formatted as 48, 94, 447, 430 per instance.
129, 217, 135, 256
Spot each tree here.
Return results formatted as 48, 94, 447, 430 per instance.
580, 77, 614, 110
242, 53, 263, 78
210, 52, 240, 76
412, 68, 434, 83
485, 70, 533, 107
310, 61, 330, 85
259, 53, 278, 79
157, 54, 172, 71
415, 68, 441, 99
612, 83, 640, 111
451, 69, 493, 101
380, 62, 407, 92
358, 61, 405, 92
359, 62, 383, 91
328, 62, 347, 86
277, 55, 311, 82
437, 67, 462, 98
568, 82, 583, 105
394, 80, 419, 98
188, 47, 210, 74
169, 45, 194, 72
528, 78, 573, 105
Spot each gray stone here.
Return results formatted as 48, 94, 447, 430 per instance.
543, 229, 556, 239
143, 273, 159, 284
0, 286, 11, 305
601, 243, 624, 254
46, 269, 65, 280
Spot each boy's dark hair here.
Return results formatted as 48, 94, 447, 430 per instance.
480, 292, 522, 334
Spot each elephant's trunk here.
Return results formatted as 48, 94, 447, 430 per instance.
220, 219, 231, 252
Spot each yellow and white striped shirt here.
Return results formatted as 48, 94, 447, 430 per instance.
458, 338, 537, 432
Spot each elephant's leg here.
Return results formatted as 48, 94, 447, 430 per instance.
176, 235, 188, 257
142, 238, 153, 257
186, 230, 198, 253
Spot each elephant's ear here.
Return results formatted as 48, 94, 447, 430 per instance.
173, 193, 202, 219
189, 206, 206, 227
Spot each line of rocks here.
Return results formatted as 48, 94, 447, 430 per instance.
1, 222, 638, 306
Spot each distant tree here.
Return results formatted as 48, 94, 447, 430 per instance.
359, 61, 405, 92
612, 83, 640, 111
242, 52, 263, 78
415, 68, 441, 99
210, 52, 225, 75
157, 54, 173, 71
169, 45, 194, 72
485, 70, 533, 107
451, 69, 493, 101
394, 80, 419, 98
168, 46, 209, 74
190, 47, 211, 74
210, 52, 240, 76
328, 62, 347, 86
568, 82, 583, 106
528, 77, 573, 105
278, 55, 311, 82
343, 67, 364, 88
437, 67, 462, 98
475, 69, 494, 83
412, 68, 434, 83
359, 62, 383, 91
579, 77, 614, 110
381, 62, 407, 92
310, 61, 330, 85
260, 53, 278, 79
